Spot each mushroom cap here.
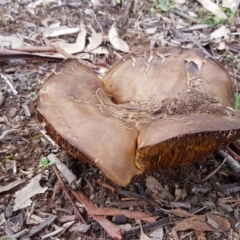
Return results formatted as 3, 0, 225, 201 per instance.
38, 47, 240, 186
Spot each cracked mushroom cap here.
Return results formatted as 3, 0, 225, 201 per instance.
37, 47, 240, 186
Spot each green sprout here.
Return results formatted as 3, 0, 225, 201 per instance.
235, 93, 240, 110
199, 6, 235, 26
157, 0, 171, 12
39, 157, 55, 168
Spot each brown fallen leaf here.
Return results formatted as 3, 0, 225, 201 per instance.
88, 207, 156, 223
72, 191, 122, 240
175, 213, 230, 232
108, 24, 129, 53
52, 22, 87, 55
84, 26, 103, 52
0, 179, 25, 194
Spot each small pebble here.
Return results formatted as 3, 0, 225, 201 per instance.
112, 215, 128, 224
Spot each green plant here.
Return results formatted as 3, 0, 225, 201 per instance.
157, 0, 171, 12
235, 93, 240, 110
199, 9, 226, 25
30, 90, 38, 100
199, 6, 235, 26
39, 157, 55, 168
151, 0, 172, 13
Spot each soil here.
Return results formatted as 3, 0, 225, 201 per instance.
1, 1, 240, 240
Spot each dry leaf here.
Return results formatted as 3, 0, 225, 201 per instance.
222, 0, 240, 12
0, 213, 6, 225
0, 35, 24, 49
52, 23, 87, 54
210, 26, 230, 40
175, 186, 187, 201
108, 25, 129, 53
146, 176, 174, 200
72, 191, 122, 240
175, 213, 230, 232
88, 207, 156, 223
13, 174, 47, 211
146, 176, 165, 191
84, 27, 103, 52
197, 0, 227, 19
0, 179, 25, 194
140, 222, 152, 240
43, 26, 80, 38
90, 47, 109, 55
149, 227, 163, 240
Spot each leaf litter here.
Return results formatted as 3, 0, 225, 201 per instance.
1, 0, 240, 239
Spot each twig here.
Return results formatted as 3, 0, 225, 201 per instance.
20, 215, 57, 239
0, 129, 19, 140
12, 46, 55, 52
174, 38, 213, 58
96, 179, 116, 193
72, 190, 123, 240
52, 165, 86, 224
0, 49, 62, 61
226, 146, 240, 161
50, 42, 75, 59
41, 221, 75, 240
181, 24, 211, 31
12, 229, 29, 238
48, 154, 77, 189
122, 218, 169, 238
172, 10, 199, 24
201, 155, 228, 182
217, 150, 240, 176
40, 130, 57, 147
0, 74, 18, 95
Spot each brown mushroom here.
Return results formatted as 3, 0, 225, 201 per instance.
37, 47, 240, 186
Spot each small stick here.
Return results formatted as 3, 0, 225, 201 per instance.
96, 179, 116, 193
41, 221, 75, 240
20, 215, 57, 239
12, 46, 55, 52
1, 74, 18, 95
12, 229, 29, 238
201, 156, 227, 182
181, 24, 211, 31
0, 129, 19, 140
217, 150, 240, 176
172, 10, 199, 24
52, 165, 86, 224
123, 218, 169, 238
226, 146, 240, 161
48, 154, 77, 189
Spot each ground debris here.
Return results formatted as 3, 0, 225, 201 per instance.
0, 0, 240, 239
